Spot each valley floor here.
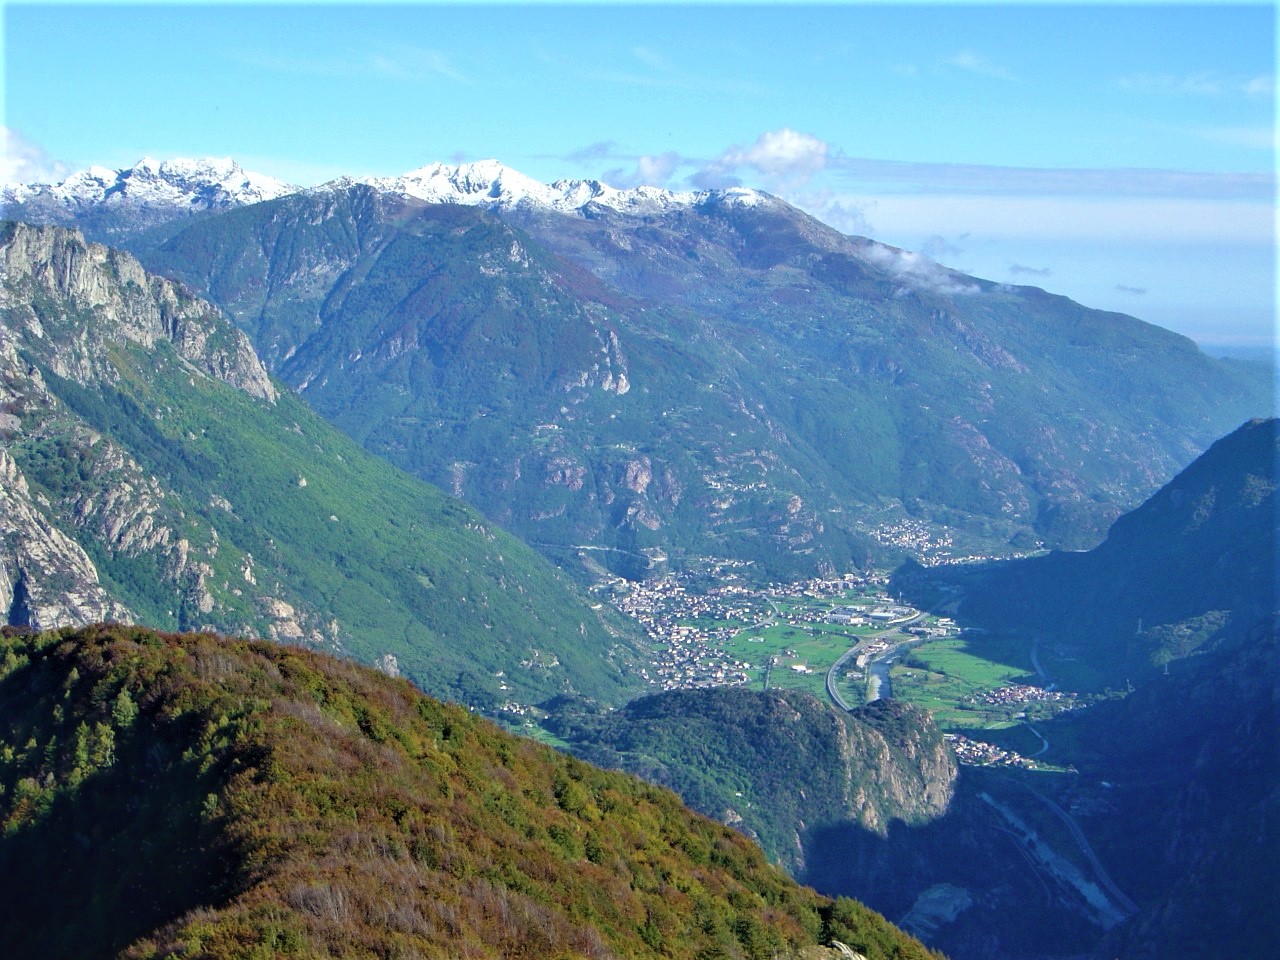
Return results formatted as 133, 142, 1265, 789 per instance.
581, 560, 1155, 960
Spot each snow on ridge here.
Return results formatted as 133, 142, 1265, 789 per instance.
361, 159, 558, 208
710, 186, 769, 208
4, 154, 777, 221
342, 159, 775, 217
3, 157, 297, 210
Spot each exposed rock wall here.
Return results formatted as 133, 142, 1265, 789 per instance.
0, 223, 320, 638
0, 448, 132, 628
0, 221, 276, 401
840, 699, 957, 839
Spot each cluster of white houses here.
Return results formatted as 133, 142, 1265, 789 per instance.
944, 733, 1039, 769
611, 575, 759, 689
968, 684, 1073, 708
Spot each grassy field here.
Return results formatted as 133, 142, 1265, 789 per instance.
890, 635, 1037, 729
705, 588, 887, 698
722, 623, 852, 699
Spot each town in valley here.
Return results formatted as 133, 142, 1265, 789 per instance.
588, 558, 1080, 771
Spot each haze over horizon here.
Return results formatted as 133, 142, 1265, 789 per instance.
3, 1, 1275, 349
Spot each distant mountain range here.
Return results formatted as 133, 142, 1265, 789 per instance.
1, 157, 296, 240
8, 156, 1266, 580
0, 221, 646, 716
1, 155, 754, 224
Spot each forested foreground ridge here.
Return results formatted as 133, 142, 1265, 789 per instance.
0, 624, 944, 960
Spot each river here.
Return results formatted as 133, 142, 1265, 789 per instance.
868, 655, 896, 701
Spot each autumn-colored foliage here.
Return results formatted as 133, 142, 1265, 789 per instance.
0, 624, 944, 959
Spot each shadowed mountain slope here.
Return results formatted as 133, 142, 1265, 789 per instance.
549, 688, 956, 874
908, 417, 1278, 682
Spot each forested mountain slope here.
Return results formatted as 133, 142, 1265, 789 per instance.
550, 688, 956, 874
908, 417, 1278, 682
0, 221, 645, 714
124, 171, 1269, 578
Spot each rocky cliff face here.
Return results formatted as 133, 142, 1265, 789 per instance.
1, 221, 275, 402
0, 446, 131, 628
0, 221, 649, 713
549, 688, 957, 874
840, 699, 957, 840
0, 226, 295, 634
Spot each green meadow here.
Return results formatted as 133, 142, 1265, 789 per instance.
722, 623, 851, 699
890, 635, 1039, 729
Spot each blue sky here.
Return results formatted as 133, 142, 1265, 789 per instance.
3, 1, 1275, 348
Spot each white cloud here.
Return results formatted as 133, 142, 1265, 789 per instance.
1191, 125, 1279, 152
631, 46, 672, 73
605, 151, 682, 188
1, 128, 72, 185
693, 128, 829, 190
1244, 74, 1275, 97
724, 128, 828, 178
533, 41, 760, 96
564, 141, 618, 165
1009, 263, 1052, 277
827, 155, 1273, 201
922, 234, 966, 259
786, 187, 873, 235
1120, 71, 1222, 95
1119, 71, 1275, 98
860, 242, 980, 296
1115, 284, 1148, 295
688, 164, 741, 190
232, 44, 466, 84
369, 47, 467, 84
834, 193, 1273, 245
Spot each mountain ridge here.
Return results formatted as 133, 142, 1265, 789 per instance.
4, 155, 777, 223
1, 221, 647, 715
7, 158, 1270, 578
136, 182, 1268, 576
902, 416, 1279, 682
2, 156, 296, 213
0, 622, 945, 960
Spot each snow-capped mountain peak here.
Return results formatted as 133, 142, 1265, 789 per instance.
2, 157, 297, 212
342, 159, 772, 217
387, 159, 553, 204
5, 154, 777, 231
